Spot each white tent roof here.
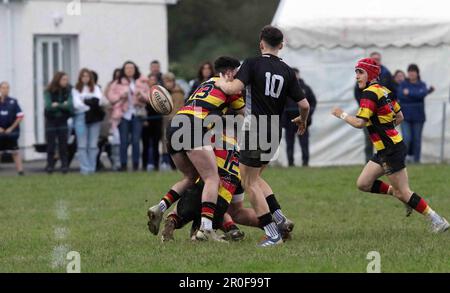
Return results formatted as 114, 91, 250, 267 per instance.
272, 0, 450, 48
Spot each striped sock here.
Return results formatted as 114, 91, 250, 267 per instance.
200, 202, 216, 231
167, 213, 182, 229
407, 193, 441, 223
266, 194, 286, 224
258, 213, 279, 238
160, 189, 181, 212
272, 209, 286, 225
371, 180, 391, 194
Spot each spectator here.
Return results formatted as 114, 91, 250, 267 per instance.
142, 74, 163, 171
0, 81, 24, 175
106, 61, 149, 171
161, 72, 185, 170
391, 70, 406, 100
282, 68, 316, 167
103, 68, 122, 171
370, 51, 393, 91
188, 61, 214, 97
149, 60, 163, 84
397, 64, 434, 163
44, 72, 74, 174
72, 68, 104, 175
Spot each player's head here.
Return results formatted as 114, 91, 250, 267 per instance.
214, 56, 241, 80
259, 25, 284, 52
0, 81, 10, 97
355, 57, 380, 89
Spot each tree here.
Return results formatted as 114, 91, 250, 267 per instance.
168, 0, 280, 79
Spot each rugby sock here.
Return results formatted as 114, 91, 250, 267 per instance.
159, 189, 180, 213
370, 180, 391, 195
200, 202, 216, 231
223, 221, 238, 232
266, 194, 286, 224
167, 213, 182, 229
407, 193, 441, 223
258, 213, 279, 238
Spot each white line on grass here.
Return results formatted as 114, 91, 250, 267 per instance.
51, 200, 70, 270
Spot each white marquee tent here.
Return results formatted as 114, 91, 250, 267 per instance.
271, 0, 450, 166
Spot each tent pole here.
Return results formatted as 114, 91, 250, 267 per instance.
440, 101, 446, 163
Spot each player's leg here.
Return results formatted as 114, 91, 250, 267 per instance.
161, 187, 201, 242
12, 150, 24, 175
356, 160, 393, 195
240, 163, 282, 246
227, 195, 259, 228
357, 159, 413, 217
387, 168, 449, 233
186, 146, 221, 237
256, 165, 294, 239
147, 151, 198, 235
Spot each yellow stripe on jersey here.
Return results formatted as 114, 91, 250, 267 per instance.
231, 97, 245, 110
218, 185, 233, 203
356, 107, 374, 120
177, 109, 208, 119
373, 140, 385, 151
390, 132, 403, 144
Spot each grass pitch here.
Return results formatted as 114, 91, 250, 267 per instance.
1, 164, 449, 272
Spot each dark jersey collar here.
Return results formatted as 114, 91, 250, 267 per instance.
261, 53, 282, 60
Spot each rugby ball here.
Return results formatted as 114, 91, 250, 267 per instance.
148, 85, 173, 115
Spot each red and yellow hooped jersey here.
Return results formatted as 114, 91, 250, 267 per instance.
356, 83, 402, 151
177, 77, 245, 119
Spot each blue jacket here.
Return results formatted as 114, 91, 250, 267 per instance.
397, 80, 428, 122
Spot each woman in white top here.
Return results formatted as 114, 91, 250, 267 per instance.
72, 68, 104, 174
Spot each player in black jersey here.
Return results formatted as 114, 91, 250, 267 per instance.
216, 25, 310, 246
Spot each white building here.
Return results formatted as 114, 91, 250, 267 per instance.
0, 0, 175, 159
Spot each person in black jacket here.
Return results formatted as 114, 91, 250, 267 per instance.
283, 68, 317, 166
44, 72, 74, 174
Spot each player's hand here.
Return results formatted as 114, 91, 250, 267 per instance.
291, 116, 306, 135
0, 127, 4, 134
52, 102, 59, 108
403, 88, 409, 96
428, 86, 435, 94
331, 107, 344, 119
5, 127, 12, 134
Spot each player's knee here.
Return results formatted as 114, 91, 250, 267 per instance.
356, 178, 371, 192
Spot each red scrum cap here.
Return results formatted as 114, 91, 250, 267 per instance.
355, 58, 381, 82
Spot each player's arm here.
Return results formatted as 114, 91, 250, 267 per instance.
218, 77, 245, 95
395, 110, 404, 126
291, 99, 310, 135
331, 107, 366, 129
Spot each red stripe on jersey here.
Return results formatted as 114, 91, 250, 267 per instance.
214, 149, 228, 160
209, 88, 227, 101
385, 128, 399, 137
360, 98, 377, 112
370, 133, 382, 142
377, 104, 392, 115
179, 105, 209, 112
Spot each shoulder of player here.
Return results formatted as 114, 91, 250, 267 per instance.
363, 84, 389, 99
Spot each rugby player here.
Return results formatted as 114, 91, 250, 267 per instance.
215, 25, 310, 246
331, 57, 449, 233
148, 58, 245, 242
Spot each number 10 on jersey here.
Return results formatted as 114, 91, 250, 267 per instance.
265, 72, 284, 98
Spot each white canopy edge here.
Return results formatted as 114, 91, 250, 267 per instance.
272, 0, 450, 48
